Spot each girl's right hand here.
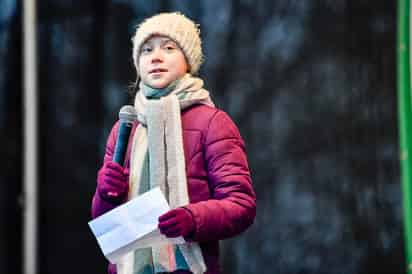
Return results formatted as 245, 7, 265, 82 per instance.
97, 161, 129, 204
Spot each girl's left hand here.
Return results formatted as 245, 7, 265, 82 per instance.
158, 207, 195, 238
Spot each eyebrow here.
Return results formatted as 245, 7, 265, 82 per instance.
162, 40, 177, 46
142, 38, 177, 47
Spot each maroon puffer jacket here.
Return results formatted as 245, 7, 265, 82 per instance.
91, 104, 256, 274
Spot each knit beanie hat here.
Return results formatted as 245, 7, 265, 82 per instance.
131, 12, 203, 80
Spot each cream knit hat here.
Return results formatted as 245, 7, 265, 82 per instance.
131, 12, 203, 80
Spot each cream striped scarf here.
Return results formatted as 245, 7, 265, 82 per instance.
117, 74, 214, 274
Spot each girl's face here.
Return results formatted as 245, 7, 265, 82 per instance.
138, 35, 189, 89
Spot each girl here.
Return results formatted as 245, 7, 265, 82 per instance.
91, 12, 256, 274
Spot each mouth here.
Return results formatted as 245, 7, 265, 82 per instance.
149, 68, 168, 74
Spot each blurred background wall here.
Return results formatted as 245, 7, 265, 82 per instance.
0, 1, 402, 273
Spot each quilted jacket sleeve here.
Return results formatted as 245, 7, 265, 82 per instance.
185, 110, 256, 242
91, 121, 120, 219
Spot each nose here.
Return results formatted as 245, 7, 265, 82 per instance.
150, 47, 163, 64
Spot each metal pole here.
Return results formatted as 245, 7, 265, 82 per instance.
23, 0, 38, 273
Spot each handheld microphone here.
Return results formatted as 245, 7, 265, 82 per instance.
113, 105, 137, 165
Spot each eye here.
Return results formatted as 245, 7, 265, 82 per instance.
164, 43, 177, 51
140, 46, 152, 54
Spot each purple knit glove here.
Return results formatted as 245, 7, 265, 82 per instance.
158, 207, 195, 238
97, 162, 129, 204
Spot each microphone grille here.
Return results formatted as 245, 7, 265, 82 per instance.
119, 105, 137, 123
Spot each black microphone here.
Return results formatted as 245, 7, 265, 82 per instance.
113, 105, 137, 165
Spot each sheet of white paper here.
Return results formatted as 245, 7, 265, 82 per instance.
88, 187, 185, 263
106, 229, 185, 263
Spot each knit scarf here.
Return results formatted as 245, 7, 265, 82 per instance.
117, 74, 214, 274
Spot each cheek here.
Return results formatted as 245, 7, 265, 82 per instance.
178, 60, 189, 74
172, 53, 189, 74
138, 58, 147, 74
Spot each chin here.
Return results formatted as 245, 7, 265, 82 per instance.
149, 81, 170, 89
152, 84, 168, 89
